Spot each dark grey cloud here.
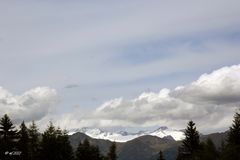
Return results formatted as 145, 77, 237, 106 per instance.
64, 84, 79, 89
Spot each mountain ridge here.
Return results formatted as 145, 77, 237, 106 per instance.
69, 126, 185, 142
69, 130, 227, 160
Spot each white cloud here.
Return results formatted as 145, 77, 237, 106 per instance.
171, 65, 240, 105
0, 0, 240, 89
0, 87, 58, 123
30, 65, 240, 133
57, 64, 240, 133
1, 0, 240, 133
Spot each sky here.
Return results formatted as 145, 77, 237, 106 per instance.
0, 0, 240, 133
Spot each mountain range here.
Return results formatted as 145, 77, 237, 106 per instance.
69, 126, 185, 142
68, 127, 227, 160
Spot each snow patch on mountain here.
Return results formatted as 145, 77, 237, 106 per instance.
69, 126, 185, 142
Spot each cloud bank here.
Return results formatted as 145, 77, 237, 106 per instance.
58, 65, 240, 133
0, 0, 240, 116
0, 65, 239, 133
0, 87, 58, 123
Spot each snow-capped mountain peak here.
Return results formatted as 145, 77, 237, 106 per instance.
155, 126, 168, 130
78, 127, 103, 135
150, 127, 184, 141
70, 127, 184, 142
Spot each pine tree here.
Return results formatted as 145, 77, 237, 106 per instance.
107, 142, 117, 160
75, 138, 102, 160
157, 150, 165, 160
0, 114, 18, 158
28, 121, 40, 160
220, 111, 240, 160
40, 121, 58, 160
177, 120, 200, 160
199, 138, 218, 160
76, 139, 91, 160
57, 129, 74, 160
76, 140, 84, 160
228, 112, 240, 145
18, 121, 30, 160
40, 122, 74, 160
91, 145, 101, 160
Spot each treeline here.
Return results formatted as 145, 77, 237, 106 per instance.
1, 111, 239, 160
172, 111, 240, 160
0, 114, 117, 160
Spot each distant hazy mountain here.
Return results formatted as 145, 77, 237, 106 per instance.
118, 135, 180, 160
200, 131, 228, 149
69, 126, 185, 142
69, 132, 114, 154
69, 131, 227, 160
69, 133, 180, 160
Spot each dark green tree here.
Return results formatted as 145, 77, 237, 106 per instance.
199, 138, 218, 160
91, 144, 102, 160
18, 121, 30, 160
87, 141, 102, 160
220, 111, 240, 160
28, 121, 40, 160
107, 142, 117, 160
56, 129, 74, 160
157, 150, 165, 160
176, 120, 200, 160
228, 112, 240, 145
75, 140, 85, 160
40, 122, 74, 160
183, 121, 200, 154
75, 139, 102, 160
0, 114, 18, 158
39, 122, 59, 160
